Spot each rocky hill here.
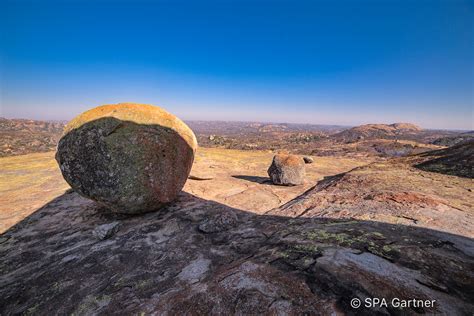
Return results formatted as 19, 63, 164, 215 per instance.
415, 140, 474, 178
333, 123, 423, 143
432, 131, 474, 147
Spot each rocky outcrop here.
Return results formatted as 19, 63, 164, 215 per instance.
55, 103, 198, 214
432, 131, 474, 147
415, 140, 474, 178
267, 155, 474, 238
268, 154, 305, 185
334, 123, 423, 143
0, 191, 472, 315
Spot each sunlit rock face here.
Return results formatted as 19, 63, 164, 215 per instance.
56, 103, 197, 214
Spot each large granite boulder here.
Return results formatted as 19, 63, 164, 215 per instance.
55, 103, 197, 214
268, 154, 305, 185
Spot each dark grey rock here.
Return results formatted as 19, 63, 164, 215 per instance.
198, 211, 238, 233
0, 191, 473, 315
93, 221, 120, 240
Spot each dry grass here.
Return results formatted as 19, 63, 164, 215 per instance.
0, 152, 69, 233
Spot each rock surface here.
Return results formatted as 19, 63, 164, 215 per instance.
268, 154, 305, 185
0, 148, 372, 233
92, 221, 120, 240
0, 190, 472, 315
1, 145, 473, 314
268, 152, 474, 238
55, 103, 197, 214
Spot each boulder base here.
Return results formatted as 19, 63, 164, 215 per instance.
55, 103, 197, 214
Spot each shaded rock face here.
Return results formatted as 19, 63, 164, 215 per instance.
55, 103, 197, 214
268, 154, 305, 185
0, 191, 473, 315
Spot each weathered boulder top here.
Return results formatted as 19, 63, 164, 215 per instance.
63, 103, 197, 151
273, 154, 305, 166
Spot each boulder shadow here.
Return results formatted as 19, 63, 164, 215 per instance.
232, 175, 272, 184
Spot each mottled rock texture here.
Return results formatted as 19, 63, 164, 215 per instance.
268, 154, 305, 185
0, 191, 472, 315
55, 103, 197, 214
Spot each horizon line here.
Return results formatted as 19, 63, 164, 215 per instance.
1, 115, 472, 132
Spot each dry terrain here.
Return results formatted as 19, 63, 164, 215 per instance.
0, 143, 473, 314
0, 119, 473, 315
0, 148, 373, 233
0, 118, 65, 157
2, 117, 468, 158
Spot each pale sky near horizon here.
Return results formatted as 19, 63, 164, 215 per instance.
1, 0, 473, 130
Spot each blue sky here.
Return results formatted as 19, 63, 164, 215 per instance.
1, 0, 473, 129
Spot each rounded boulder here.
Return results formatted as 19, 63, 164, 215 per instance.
56, 103, 198, 214
267, 154, 305, 186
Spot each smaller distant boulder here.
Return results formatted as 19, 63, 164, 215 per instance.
267, 154, 305, 186
303, 156, 314, 164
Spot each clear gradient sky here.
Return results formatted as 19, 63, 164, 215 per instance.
1, 0, 473, 129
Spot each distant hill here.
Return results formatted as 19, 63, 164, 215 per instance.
432, 131, 474, 147
185, 120, 346, 136
0, 117, 65, 157
332, 123, 423, 143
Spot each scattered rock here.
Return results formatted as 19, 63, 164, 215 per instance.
267, 154, 305, 186
198, 211, 238, 233
92, 221, 120, 240
303, 156, 314, 164
55, 103, 198, 214
177, 258, 211, 283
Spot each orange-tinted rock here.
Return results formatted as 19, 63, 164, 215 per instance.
56, 103, 197, 214
267, 154, 305, 185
